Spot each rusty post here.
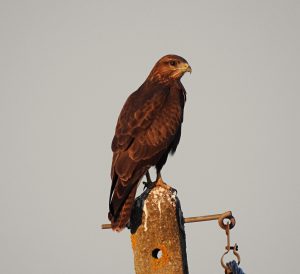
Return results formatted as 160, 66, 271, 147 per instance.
129, 178, 188, 274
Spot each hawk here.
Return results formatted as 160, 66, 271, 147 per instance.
108, 55, 191, 231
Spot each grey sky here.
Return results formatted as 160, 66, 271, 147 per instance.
0, 1, 299, 273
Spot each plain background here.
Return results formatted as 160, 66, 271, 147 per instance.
1, 0, 299, 273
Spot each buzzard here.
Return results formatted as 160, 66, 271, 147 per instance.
109, 55, 191, 231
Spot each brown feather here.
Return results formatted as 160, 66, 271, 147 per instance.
110, 183, 138, 232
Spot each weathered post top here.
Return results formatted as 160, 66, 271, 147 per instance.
130, 179, 188, 274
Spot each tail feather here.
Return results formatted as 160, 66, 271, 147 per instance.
109, 176, 137, 220
109, 183, 138, 231
109, 165, 148, 232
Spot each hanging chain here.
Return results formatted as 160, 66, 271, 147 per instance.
220, 221, 241, 274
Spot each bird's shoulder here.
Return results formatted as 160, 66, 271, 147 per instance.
112, 81, 170, 152
118, 81, 170, 124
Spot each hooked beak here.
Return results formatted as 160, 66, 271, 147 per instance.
182, 63, 192, 74
186, 64, 192, 74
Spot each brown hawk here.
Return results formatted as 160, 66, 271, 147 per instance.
108, 55, 191, 231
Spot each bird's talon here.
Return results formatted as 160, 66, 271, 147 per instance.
142, 180, 156, 191
147, 181, 156, 190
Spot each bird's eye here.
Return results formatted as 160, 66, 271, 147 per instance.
169, 61, 176, 66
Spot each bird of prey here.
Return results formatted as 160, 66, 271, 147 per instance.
108, 55, 191, 231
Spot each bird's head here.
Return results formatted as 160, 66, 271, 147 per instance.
148, 54, 192, 83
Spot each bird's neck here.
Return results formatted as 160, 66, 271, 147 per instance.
147, 75, 181, 87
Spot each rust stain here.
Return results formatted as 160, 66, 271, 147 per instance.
131, 234, 137, 249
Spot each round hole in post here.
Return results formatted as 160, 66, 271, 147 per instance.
152, 248, 163, 259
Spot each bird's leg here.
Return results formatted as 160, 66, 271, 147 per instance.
155, 171, 168, 188
155, 171, 163, 183
143, 170, 155, 190
146, 171, 152, 184
143, 170, 177, 193
155, 171, 177, 194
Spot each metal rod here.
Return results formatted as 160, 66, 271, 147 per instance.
101, 211, 234, 230
101, 223, 113, 229
184, 213, 224, 224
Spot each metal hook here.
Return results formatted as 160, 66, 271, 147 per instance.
220, 223, 241, 273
